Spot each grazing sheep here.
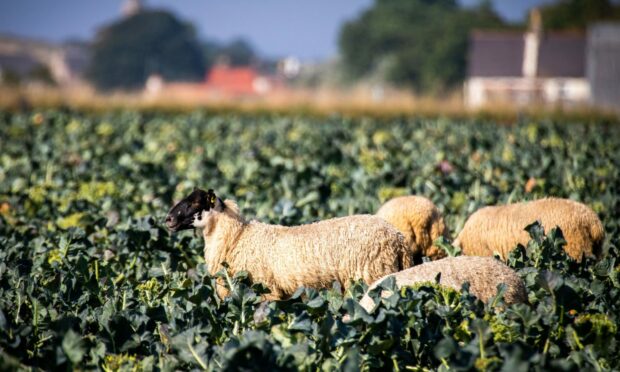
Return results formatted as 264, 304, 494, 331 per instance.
165, 189, 414, 300
359, 256, 526, 313
376, 196, 450, 262
454, 198, 605, 261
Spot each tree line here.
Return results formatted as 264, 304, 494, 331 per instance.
87, 10, 257, 91
87, 0, 620, 92
338, 0, 620, 93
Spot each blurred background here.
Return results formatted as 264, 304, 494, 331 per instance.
1, 0, 619, 114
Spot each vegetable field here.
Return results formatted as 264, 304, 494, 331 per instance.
1, 110, 619, 371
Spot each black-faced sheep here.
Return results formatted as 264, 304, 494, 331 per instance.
454, 198, 604, 261
359, 256, 526, 313
165, 189, 415, 300
376, 195, 450, 262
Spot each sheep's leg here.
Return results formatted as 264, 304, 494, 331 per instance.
215, 277, 230, 299
566, 232, 592, 261
262, 293, 281, 301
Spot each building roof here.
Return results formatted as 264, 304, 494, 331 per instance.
468, 32, 524, 78
205, 65, 258, 94
538, 33, 585, 77
468, 30, 586, 78
0, 34, 91, 83
0, 53, 40, 75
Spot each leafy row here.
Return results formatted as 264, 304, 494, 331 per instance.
0, 110, 619, 370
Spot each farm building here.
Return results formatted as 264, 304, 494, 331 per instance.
587, 23, 620, 112
465, 10, 620, 111
0, 35, 90, 86
204, 64, 276, 96
0, 0, 145, 87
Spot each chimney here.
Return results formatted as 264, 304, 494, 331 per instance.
122, 0, 143, 17
523, 8, 542, 78
530, 8, 542, 35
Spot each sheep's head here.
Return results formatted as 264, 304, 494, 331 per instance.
165, 188, 219, 232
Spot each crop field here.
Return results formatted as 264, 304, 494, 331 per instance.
1, 110, 619, 370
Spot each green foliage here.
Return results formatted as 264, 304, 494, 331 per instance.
0, 68, 22, 86
217, 39, 257, 67
87, 10, 205, 91
203, 38, 257, 71
28, 64, 56, 86
338, 0, 505, 93
435, 236, 461, 257
540, 0, 620, 30
0, 110, 619, 370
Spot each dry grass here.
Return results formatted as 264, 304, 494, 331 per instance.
1, 84, 617, 123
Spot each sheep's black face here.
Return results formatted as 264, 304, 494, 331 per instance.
165, 188, 216, 231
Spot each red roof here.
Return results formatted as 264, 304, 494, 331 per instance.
205, 65, 258, 94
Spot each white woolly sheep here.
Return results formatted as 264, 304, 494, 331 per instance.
454, 197, 605, 261
359, 256, 526, 313
376, 195, 450, 262
165, 189, 415, 300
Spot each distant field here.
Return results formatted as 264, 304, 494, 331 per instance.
2, 86, 618, 123
0, 110, 619, 370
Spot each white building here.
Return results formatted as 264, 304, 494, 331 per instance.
587, 23, 620, 112
465, 10, 592, 109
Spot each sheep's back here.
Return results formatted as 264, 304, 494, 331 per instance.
456, 198, 604, 260
456, 205, 527, 258
376, 196, 449, 259
233, 214, 410, 297
359, 256, 526, 312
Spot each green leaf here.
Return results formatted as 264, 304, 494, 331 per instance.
434, 236, 461, 257
289, 313, 313, 332
62, 329, 85, 364
306, 296, 326, 309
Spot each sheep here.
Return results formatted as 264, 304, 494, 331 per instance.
358, 256, 527, 313
165, 188, 415, 300
376, 195, 450, 262
454, 198, 605, 261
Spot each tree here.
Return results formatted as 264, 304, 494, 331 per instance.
338, 0, 505, 93
203, 38, 257, 70
0, 69, 21, 86
219, 39, 256, 66
87, 10, 205, 91
540, 0, 620, 30
29, 64, 56, 85
202, 40, 222, 71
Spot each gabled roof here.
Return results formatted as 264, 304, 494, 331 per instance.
468, 30, 586, 78
538, 32, 585, 77
468, 31, 524, 77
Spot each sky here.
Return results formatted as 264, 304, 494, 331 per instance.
0, 0, 553, 61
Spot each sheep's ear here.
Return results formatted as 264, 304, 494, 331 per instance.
206, 189, 216, 207
205, 189, 226, 212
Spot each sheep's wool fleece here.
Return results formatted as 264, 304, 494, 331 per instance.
359, 256, 526, 312
376, 195, 450, 260
202, 200, 412, 300
454, 198, 604, 261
